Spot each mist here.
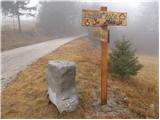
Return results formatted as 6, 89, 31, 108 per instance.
36, 1, 158, 56
1, 1, 159, 118
2, 1, 158, 56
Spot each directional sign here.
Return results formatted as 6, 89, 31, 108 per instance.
81, 7, 127, 105
82, 9, 127, 27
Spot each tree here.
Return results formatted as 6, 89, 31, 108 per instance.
109, 38, 143, 79
38, 1, 83, 37
1, 0, 37, 32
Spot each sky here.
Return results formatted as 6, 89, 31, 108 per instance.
29, 0, 157, 2
28, 0, 158, 6
28, 0, 39, 6
2, 0, 158, 20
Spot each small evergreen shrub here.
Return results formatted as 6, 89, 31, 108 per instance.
109, 39, 143, 79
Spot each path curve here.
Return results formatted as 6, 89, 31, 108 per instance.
1, 34, 86, 90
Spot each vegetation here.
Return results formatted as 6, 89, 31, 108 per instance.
1, 21, 54, 51
1, 38, 158, 118
1, 0, 36, 32
109, 39, 143, 79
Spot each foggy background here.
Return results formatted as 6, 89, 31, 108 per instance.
37, 1, 158, 56
1, 0, 159, 56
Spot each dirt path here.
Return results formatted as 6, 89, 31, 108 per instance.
1, 35, 86, 90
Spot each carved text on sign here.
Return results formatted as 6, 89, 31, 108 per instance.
82, 10, 127, 26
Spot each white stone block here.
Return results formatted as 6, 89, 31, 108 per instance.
47, 60, 79, 113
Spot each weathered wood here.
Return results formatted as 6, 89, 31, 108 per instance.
100, 6, 107, 11
82, 9, 127, 27
101, 8, 108, 105
81, 6, 127, 105
101, 41, 107, 105
108, 30, 110, 43
101, 29, 108, 105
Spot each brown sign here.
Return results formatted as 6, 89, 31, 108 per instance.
81, 7, 127, 105
82, 9, 127, 26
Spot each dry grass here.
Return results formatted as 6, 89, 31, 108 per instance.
1, 30, 53, 51
2, 20, 36, 31
1, 20, 53, 51
1, 37, 159, 118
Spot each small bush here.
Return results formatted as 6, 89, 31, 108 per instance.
109, 39, 143, 79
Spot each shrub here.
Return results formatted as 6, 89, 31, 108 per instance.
109, 39, 143, 79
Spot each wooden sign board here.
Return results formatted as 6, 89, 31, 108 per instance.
81, 7, 128, 105
82, 9, 127, 27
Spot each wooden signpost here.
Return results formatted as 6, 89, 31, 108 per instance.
81, 7, 127, 105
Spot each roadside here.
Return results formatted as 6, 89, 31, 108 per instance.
1, 34, 86, 90
1, 20, 49, 51
1, 30, 53, 51
2, 20, 80, 51
1, 37, 158, 118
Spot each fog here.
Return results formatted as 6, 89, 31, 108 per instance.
100, 2, 159, 56
2, 1, 158, 56
36, 1, 158, 56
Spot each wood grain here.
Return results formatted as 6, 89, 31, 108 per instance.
101, 27, 108, 105
82, 9, 127, 27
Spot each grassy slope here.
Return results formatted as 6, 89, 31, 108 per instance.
1, 21, 53, 51
1, 37, 159, 118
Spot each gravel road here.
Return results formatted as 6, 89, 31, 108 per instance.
1, 35, 86, 90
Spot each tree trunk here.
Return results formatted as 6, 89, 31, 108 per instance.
17, 14, 21, 32
16, 1, 21, 32
12, 17, 15, 32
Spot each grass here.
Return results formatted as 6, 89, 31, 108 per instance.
1, 37, 159, 118
1, 20, 54, 51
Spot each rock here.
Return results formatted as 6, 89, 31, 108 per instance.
101, 105, 113, 112
47, 60, 79, 113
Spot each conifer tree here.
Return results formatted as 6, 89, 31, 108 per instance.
109, 39, 143, 79
1, 0, 37, 32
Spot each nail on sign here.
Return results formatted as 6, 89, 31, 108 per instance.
82, 9, 127, 26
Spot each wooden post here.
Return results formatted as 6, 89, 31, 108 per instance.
100, 26, 108, 105
81, 6, 127, 105
100, 7, 108, 105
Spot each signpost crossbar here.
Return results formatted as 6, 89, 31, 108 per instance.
81, 6, 127, 105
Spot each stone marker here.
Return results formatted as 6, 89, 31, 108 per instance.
47, 60, 79, 113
